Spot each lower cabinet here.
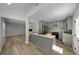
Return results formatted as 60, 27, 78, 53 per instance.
62, 33, 72, 46
73, 37, 79, 54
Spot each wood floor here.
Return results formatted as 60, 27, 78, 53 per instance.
0, 35, 45, 55
55, 40, 74, 55
0, 35, 74, 55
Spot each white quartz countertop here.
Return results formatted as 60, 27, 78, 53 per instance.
31, 34, 56, 39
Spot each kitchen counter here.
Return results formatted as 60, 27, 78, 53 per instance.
33, 34, 56, 39
64, 30, 72, 34
29, 34, 56, 54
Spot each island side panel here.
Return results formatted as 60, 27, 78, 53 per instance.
30, 35, 54, 54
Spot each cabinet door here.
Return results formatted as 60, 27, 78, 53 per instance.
73, 16, 79, 54
76, 37, 79, 54
76, 17, 79, 54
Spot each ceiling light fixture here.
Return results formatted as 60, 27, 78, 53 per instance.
7, 2, 11, 5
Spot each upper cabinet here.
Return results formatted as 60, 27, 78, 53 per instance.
66, 16, 73, 30
39, 21, 49, 34
48, 20, 66, 32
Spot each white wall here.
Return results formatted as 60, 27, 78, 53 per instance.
0, 17, 1, 52
29, 19, 39, 33
0, 17, 6, 52
6, 23, 25, 36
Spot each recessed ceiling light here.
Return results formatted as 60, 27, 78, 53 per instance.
7, 2, 11, 5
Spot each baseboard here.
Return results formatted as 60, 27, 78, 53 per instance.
5, 34, 25, 37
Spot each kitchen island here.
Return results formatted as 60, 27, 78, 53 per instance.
29, 34, 56, 54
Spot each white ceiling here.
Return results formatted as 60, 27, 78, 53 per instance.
0, 3, 35, 21
0, 3, 78, 22
30, 3, 78, 22
2, 17, 25, 24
